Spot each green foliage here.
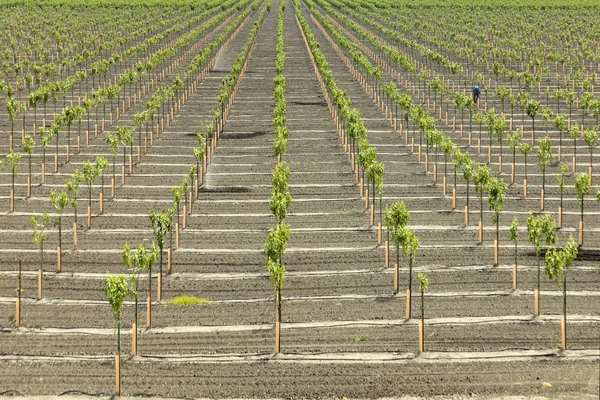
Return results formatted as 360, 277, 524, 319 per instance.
544, 235, 578, 289
556, 165, 569, 194
507, 130, 521, 152
519, 141, 532, 157
116, 125, 133, 147
31, 213, 50, 248
265, 223, 290, 292
367, 161, 384, 194
473, 164, 490, 196
95, 156, 109, 176
541, 107, 553, 126
269, 190, 292, 223
6, 150, 21, 174
357, 139, 376, 169
40, 127, 52, 149
509, 217, 519, 245
554, 115, 565, 131
385, 201, 410, 245
569, 124, 580, 141
23, 135, 35, 155
458, 152, 474, 181
527, 213, 558, 256
66, 170, 83, 199
105, 274, 129, 323
49, 189, 69, 215
401, 228, 420, 259
149, 209, 173, 250
537, 136, 553, 169
488, 178, 508, 225
417, 272, 429, 293
526, 100, 540, 119
272, 163, 291, 194
583, 128, 598, 151
167, 296, 211, 306
82, 161, 99, 187
270, 163, 292, 223
574, 173, 591, 200
106, 131, 119, 156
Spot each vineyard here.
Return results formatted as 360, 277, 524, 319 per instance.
0, 0, 599, 397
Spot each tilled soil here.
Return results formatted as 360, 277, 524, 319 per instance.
0, 0, 598, 398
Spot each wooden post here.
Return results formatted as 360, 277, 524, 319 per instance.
111, 178, 115, 198
498, 155, 502, 172
146, 296, 151, 328
385, 240, 389, 266
10, 189, 14, 213
512, 263, 517, 290
100, 192, 104, 214
418, 145, 422, 162
511, 164, 515, 184
115, 355, 121, 396
73, 222, 78, 248
425, 154, 429, 172
418, 320, 424, 352
433, 164, 437, 183
132, 323, 137, 356
394, 263, 399, 294
365, 189, 369, 210
175, 223, 180, 249
561, 318, 566, 350
57, 246, 61, 272
540, 189, 545, 211
121, 165, 125, 185
464, 205, 469, 225
443, 176, 447, 196
27, 176, 31, 198
523, 178, 528, 197
494, 239, 499, 266
534, 289, 539, 316
182, 206, 187, 229
452, 188, 456, 209
478, 221, 483, 244
359, 178, 364, 197
168, 247, 172, 274
558, 207, 562, 228
16, 260, 21, 327
377, 223, 382, 245
405, 289, 411, 320
370, 205, 374, 226
157, 271, 162, 302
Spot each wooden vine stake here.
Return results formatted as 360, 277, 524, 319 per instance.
131, 323, 137, 356
16, 260, 22, 327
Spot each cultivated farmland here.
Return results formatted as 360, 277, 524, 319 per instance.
0, 0, 599, 398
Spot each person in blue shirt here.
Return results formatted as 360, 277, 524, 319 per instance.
472, 85, 481, 104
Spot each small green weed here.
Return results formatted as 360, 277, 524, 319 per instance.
167, 296, 211, 306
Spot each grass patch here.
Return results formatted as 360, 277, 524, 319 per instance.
166, 296, 211, 306
348, 336, 368, 343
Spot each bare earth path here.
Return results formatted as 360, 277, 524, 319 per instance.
0, 0, 598, 398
